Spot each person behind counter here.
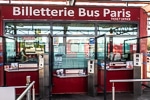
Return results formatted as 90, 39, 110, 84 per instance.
21, 47, 28, 62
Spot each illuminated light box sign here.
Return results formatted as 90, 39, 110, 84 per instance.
1, 5, 140, 21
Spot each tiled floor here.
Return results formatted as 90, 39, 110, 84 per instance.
21, 92, 150, 100
26, 88, 150, 100
50, 91, 150, 100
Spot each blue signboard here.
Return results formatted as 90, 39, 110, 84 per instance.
89, 38, 95, 44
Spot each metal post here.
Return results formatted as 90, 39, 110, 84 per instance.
104, 34, 107, 100
112, 82, 115, 100
17, 81, 35, 100
32, 85, 35, 100
26, 76, 31, 100
27, 88, 31, 100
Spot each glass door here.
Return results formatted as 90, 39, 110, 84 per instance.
52, 23, 95, 69
95, 34, 107, 100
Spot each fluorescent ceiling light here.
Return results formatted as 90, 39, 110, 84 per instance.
0, 1, 9, 3
0, 0, 148, 7
11, 1, 66, 5
120, 0, 149, 2
76, 2, 147, 7
76, 2, 127, 6
128, 3, 147, 7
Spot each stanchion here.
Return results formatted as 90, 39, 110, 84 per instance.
26, 76, 31, 100
32, 85, 35, 100
112, 82, 115, 100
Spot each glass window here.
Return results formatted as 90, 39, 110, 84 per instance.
5, 22, 50, 35
52, 25, 64, 35
97, 23, 138, 36
5, 38, 16, 63
0, 37, 3, 67
97, 23, 138, 62
97, 36, 107, 60
4, 22, 139, 68
67, 23, 95, 35
54, 37, 93, 69
52, 23, 95, 35
4, 22, 51, 64
53, 23, 95, 69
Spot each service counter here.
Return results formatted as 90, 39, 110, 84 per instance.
52, 61, 134, 94
0, 66, 4, 86
54, 73, 87, 78
4, 63, 40, 95
4, 61, 134, 95
52, 69, 88, 94
98, 67, 133, 93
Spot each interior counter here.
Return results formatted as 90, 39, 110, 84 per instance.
5, 68, 39, 72
54, 73, 87, 78
5, 64, 39, 95
52, 69, 88, 94
98, 67, 133, 93
101, 67, 133, 71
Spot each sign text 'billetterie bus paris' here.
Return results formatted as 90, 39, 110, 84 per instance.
12, 6, 132, 21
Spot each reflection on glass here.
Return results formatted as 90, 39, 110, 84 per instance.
5, 38, 16, 63
4, 22, 138, 68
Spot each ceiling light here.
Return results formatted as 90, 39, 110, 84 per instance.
76, 2, 127, 6
11, 1, 66, 5
0, 1, 9, 3
76, 2, 148, 7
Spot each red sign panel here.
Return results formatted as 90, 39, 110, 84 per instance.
1, 5, 140, 21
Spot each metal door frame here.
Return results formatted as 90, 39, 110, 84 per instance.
95, 34, 107, 100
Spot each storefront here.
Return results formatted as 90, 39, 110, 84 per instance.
0, 5, 148, 96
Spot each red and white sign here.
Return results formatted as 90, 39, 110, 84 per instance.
1, 5, 140, 21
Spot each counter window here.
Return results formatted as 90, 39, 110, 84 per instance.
97, 23, 138, 62
5, 38, 16, 63
4, 22, 50, 64
4, 22, 138, 68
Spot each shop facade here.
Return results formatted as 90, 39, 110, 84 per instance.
0, 5, 148, 96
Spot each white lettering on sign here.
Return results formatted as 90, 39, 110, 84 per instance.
13, 6, 132, 21
78, 8, 100, 17
111, 17, 131, 21
103, 8, 131, 17
13, 6, 74, 17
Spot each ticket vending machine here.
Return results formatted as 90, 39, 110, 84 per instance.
133, 53, 143, 95
39, 54, 44, 68
133, 53, 143, 67
147, 56, 150, 77
87, 59, 97, 96
39, 54, 49, 99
